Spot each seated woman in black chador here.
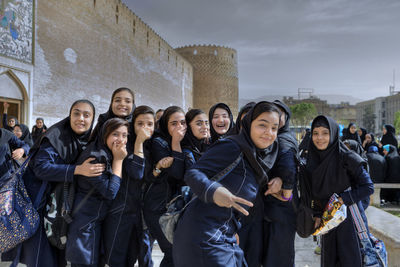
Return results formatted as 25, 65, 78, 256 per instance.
173, 101, 280, 267
341, 122, 361, 144
66, 118, 129, 267
305, 115, 374, 267
208, 103, 234, 143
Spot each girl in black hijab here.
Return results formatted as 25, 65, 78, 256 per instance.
208, 102, 234, 143
66, 118, 129, 266
363, 132, 378, 152
182, 108, 210, 164
143, 105, 186, 267
358, 127, 367, 144
380, 124, 398, 148
4, 100, 103, 267
90, 87, 135, 141
31, 117, 47, 144
173, 101, 280, 267
2, 102, 18, 132
13, 123, 33, 147
341, 122, 361, 144
305, 115, 374, 267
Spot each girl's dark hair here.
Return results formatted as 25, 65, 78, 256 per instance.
69, 99, 96, 120
36, 117, 44, 122
159, 106, 185, 136
185, 109, 205, 125
102, 118, 129, 143
251, 102, 281, 121
132, 105, 155, 124
111, 87, 135, 103
156, 109, 164, 114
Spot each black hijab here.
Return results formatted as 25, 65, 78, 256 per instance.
306, 116, 365, 209
31, 100, 95, 164
228, 101, 279, 187
344, 139, 364, 157
0, 128, 14, 146
182, 109, 209, 161
342, 122, 361, 144
228, 102, 256, 136
14, 123, 33, 147
273, 100, 298, 153
359, 127, 367, 144
127, 105, 155, 157
209, 103, 235, 143
152, 106, 185, 147
3, 115, 19, 132
299, 129, 311, 153
364, 133, 378, 152
90, 88, 135, 142
381, 124, 398, 148
32, 118, 47, 142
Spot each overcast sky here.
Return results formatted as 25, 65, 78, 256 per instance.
122, 0, 400, 102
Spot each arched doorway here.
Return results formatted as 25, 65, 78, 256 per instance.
0, 70, 26, 128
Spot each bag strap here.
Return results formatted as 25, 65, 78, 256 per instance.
349, 203, 369, 241
71, 186, 96, 218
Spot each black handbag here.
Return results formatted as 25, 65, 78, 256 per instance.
294, 158, 315, 238
159, 153, 243, 244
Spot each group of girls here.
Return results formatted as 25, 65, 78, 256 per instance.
0, 87, 375, 267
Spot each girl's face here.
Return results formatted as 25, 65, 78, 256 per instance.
13, 126, 23, 138
156, 111, 164, 121
357, 128, 363, 136
190, 113, 209, 140
382, 127, 387, 135
112, 90, 134, 117
134, 113, 155, 136
383, 149, 389, 156
167, 112, 186, 136
365, 134, 372, 143
212, 108, 230, 135
70, 103, 94, 135
8, 118, 16, 127
250, 112, 279, 149
349, 125, 357, 134
36, 119, 44, 128
312, 126, 330, 150
106, 125, 128, 150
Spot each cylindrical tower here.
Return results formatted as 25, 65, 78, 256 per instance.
175, 45, 238, 116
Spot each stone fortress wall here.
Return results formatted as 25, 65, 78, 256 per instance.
176, 45, 238, 116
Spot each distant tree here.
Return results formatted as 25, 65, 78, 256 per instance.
394, 110, 400, 134
290, 103, 317, 127
362, 106, 376, 133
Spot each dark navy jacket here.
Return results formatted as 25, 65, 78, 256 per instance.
0, 135, 30, 182
173, 139, 258, 267
65, 153, 121, 265
143, 136, 185, 213
102, 153, 146, 266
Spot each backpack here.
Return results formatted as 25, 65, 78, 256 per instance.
44, 182, 95, 249
294, 157, 315, 238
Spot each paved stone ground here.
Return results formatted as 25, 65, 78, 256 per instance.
1, 234, 319, 267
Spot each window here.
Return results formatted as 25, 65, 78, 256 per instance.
193, 49, 197, 55
214, 50, 217, 56
133, 20, 136, 35
147, 31, 149, 46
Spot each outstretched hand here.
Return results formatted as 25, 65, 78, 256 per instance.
213, 187, 253, 216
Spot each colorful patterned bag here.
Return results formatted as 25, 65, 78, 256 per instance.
0, 156, 42, 253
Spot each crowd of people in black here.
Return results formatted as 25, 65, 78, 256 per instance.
0, 88, 398, 267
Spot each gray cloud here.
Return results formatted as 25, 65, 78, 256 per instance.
123, 0, 400, 102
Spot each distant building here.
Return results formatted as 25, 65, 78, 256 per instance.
356, 93, 400, 134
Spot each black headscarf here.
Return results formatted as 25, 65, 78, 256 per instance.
209, 103, 235, 143
228, 101, 279, 187
299, 129, 311, 153
90, 88, 135, 142
181, 109, 209, 161
31, 100, 95, 163
3, 115, 19, 132
306, 116, 365, 210
14, 123, 33, 147
32, 118, 47, 143
228, 102, 256, 136
344, 139, 364, 157
359, 127, 367, 144
341, 122, 361, 144
0, 128, 14, 146
273, 100, 298, 153
381, 124, 398, 148
364, 133, 378, 152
